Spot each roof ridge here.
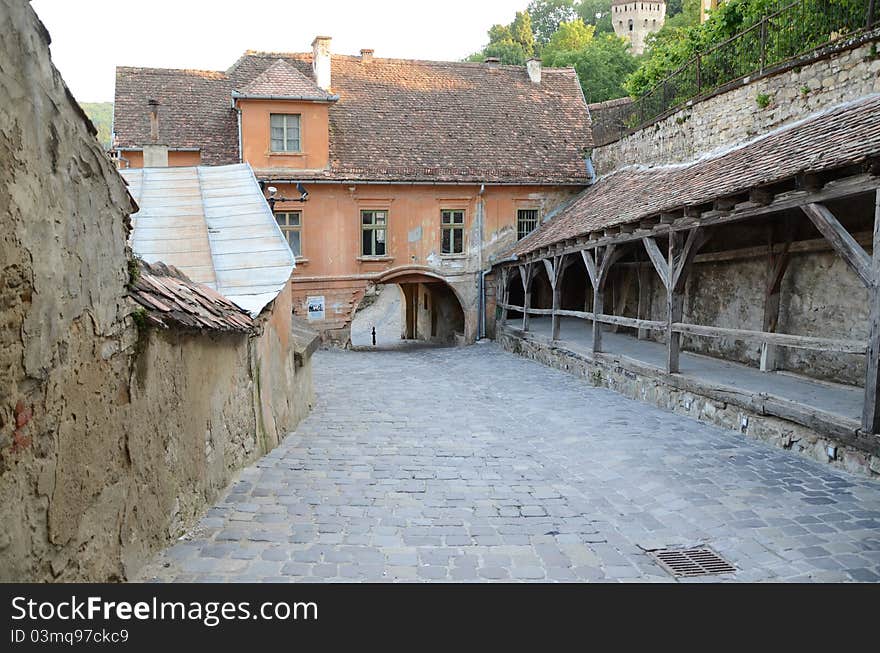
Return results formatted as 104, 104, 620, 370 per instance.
239, 50, 577, 72
116, 65, 228, 79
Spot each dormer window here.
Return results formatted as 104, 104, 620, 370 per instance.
270, 113, 301, 152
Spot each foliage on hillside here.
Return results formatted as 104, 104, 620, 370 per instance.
625, 0, 867, 97
80, 102, 113, 149
467, 1, 636, 102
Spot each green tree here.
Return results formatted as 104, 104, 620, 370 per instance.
80, 102, 113, 149
624, 0, 866, 98
576, 0, 614, 34
544, 24, 638, 102
545, 18, 596, 53
469, 10, 537, 64
527, 0, 579, 45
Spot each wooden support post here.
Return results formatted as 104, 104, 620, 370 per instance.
581, 249, 601, 352
666, 231, 683, 373
760, 224, 792, 372
498, 268, 509, 327
582, 246, 624, 353
863, 189, 880, 433
519, 264, 533, 332
637, 261, 652, 340
665, 226, 708, 374
546, 255, 572, 341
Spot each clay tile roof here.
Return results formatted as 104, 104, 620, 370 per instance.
114, 66, 239, 165
512, 94, 880, 256
115, 51, 592, 184
234, 59, 337, 101
129, 260, 254, 332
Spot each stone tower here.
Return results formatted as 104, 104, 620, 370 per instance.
611, 1, 666, 55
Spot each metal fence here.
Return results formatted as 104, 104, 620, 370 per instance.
592, 0, 877, 146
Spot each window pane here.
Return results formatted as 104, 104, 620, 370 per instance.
289, 213, 300, 226
441, 228, 451, 254
287, 137, 300, 152
270, 114, 283, 129
375, 229, 385, 244
362, 211, 373, 225
287, 230, 301, 257
441, 211, 451, 224
271, 138, 284, 152
375, 237, 385, 256
275, 213, 286, 227
454, 227, 463, 253
453, 211, 464, 224
362, 229, 372, 255
375, 212, 386, 225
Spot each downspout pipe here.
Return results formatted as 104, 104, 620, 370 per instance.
235, 101, 243, 163
477, 183, 487, 340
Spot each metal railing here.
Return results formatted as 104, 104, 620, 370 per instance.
592, 0, 877, 145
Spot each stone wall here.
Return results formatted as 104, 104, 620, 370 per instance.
638, 250, 869, 386
593, 33, 880, 175
0, 2, 313, 581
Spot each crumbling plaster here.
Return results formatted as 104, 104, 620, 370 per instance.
0, 1, 313, 582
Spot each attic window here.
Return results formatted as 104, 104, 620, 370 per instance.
270, 114, 301, 152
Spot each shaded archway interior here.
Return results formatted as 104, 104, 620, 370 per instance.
351, 271, 466, 348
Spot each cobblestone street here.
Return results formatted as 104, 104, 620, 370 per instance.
140, 344, 880, 583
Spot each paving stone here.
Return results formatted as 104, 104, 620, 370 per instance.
137, 346, 880, 584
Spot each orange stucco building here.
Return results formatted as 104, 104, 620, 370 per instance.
113, 39, 593, 343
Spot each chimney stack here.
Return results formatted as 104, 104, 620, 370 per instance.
144, 98, 168, 167
148, 98, 159, 143
526, 58, 542, 84
360, 48, 374, 63
312, 36, 332, 91
485, 56, 500, 71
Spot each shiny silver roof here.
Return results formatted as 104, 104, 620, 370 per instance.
121, 163, 295, 316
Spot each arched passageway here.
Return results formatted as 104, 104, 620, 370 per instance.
350, 268, 466, 348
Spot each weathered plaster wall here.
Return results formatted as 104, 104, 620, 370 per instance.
0, 2, 312, 582
593, 36, 880, 175
636, 251, 869, 386
281, 182, 578, 344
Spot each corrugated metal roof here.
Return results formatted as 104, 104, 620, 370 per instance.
121, 163, 295, 316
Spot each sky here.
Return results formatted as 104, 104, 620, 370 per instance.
30, 0, 528, 103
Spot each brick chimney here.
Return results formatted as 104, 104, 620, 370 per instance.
312, 36, 332, 91
360, 48, 374, 63
526, 58, 542, 84
143, 98, 168, 167
148, 98, 159, 143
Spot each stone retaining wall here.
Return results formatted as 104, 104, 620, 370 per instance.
593, 33, 880, 175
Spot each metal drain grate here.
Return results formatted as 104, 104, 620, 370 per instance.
649, 547, 736, 577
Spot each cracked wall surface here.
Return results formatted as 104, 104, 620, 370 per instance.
0, 1, 312, 581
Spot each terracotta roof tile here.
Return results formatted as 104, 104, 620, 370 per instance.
115, 52, 592, 184
129, 260, 254, 332
234, 59, 337, 101
513, 94, 880, 255
114, 67, 239, 165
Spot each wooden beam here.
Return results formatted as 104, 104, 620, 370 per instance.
749, 187, 775, 206
499, 267, 509, 327
671, 322, 865, 354
802, 202, 872, 287
863, 188, 880, 433
581, 249, 598, 288
595, 314, 665, 331
519, 263, 535, 332
672, 226, 707, 292
642, 237, 669, 288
